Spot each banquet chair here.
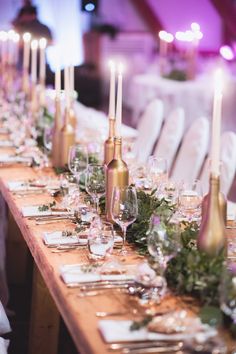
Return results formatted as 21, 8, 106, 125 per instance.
200, 131, 236, 197
134, 99, 164, 163
171, 117, 209, 184
0, 301, 11, 354
153, 107, 185, 171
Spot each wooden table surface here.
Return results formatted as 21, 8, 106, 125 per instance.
0, 157, 235, 353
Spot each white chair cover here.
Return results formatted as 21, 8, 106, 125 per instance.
0, 302, 10, 335
134, 99, 164, 163
0, 338, 9, 354
171, 117, 209, 184
200, 131, 236, 197
153, 107, 185, 171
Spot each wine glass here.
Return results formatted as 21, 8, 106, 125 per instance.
85, 164, 105, 214
220, 266, 236, 324
178, 179, 203, 222
147, 215, 181, 274
147, 156, 168, 189
68, 145, 88, 183
111, 186, 138, 255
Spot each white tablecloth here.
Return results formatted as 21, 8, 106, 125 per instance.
128, 74, 213, 127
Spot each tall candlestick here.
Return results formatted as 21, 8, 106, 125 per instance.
31, 39, 38, 84
23, 32, 31, 71
116, 64, 122, 137
39, 37, 47, 85
55, 67, 61, 99
211, 69, 223, 176
108, 61, 116, 119
64, 66, 70, 110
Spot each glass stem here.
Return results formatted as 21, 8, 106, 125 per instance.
121, 225, 127, 251
95, 197, 99, 214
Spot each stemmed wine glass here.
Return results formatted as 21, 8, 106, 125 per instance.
111, 186, 138, 255
68, 144, 88, 183
85, 164, 105, 214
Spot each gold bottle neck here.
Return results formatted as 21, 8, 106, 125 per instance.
108, 118, 115, 138
113, 137, 122, 160
209, 174, 220, 196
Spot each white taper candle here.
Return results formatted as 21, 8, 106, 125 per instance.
116, 64, 122, 137
211, 69, 223, 176
31, 39, 38, 83
23, 32, 31, 71
108, 61, 116, 119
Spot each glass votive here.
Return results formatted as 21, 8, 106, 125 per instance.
59, 173, 76, 196
88, 219, 114, 260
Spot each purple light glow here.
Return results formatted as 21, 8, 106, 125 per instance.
220, 45, 234, 61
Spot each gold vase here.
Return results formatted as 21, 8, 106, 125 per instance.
106, 137, 129, 222
58, 108, 75, 167
51, 98, 62, 167
197, 174, 226, 256
104, 118, 115, 166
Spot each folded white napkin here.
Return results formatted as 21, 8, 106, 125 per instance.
227, 201, 236, 221
8, 180, 59, 192
43, 231, 87, 246
0, 154, 32, 164
0, 140, 14, 147
22, 205, 71, 217
43, 231, 122, 247
98, 320, 217, 343
60, 264, 136, 285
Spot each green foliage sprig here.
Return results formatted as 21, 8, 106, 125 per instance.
126, 190, 175, 255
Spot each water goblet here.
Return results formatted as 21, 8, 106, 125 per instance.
85, 164, 105, 214
111, 186, 138, 255
68, 144, 88, 183
88, 218, 114, 260
178, 179, 203, 222
147, 156, 168, 189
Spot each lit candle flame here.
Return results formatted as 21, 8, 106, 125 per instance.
39, 37, 47, 49
23, 32, 31, 43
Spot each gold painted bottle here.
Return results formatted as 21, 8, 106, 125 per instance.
51, 98, 62, 167
197, 174, 226, 256
104, 118, 115, 166
58, 108, 75, 167
69, 105, 77, 130
106, 137, 129, 222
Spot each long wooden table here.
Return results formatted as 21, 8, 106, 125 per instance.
0, 160, 235, 354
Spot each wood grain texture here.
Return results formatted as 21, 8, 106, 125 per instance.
0, 162, 235, 354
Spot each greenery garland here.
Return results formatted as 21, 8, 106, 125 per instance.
125, 189, 235, 335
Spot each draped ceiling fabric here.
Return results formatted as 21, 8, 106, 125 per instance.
35, 0, 85, 70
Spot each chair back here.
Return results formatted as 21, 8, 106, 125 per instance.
134, 99, 164, 163
171, 117, 209, 184
154, 107, 185, 171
